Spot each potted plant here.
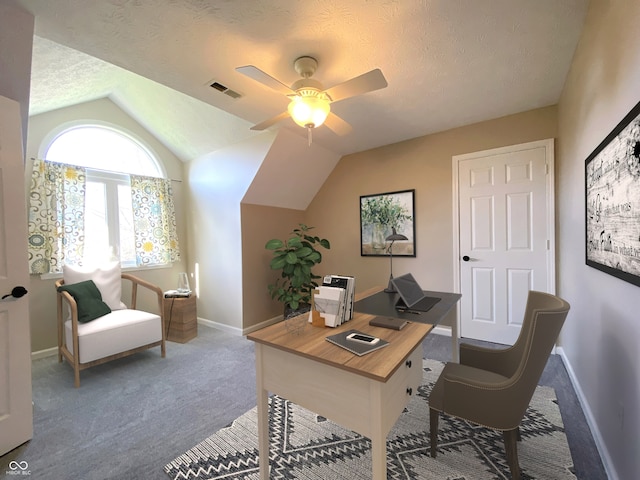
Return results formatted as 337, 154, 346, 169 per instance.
265, 224, 330, 318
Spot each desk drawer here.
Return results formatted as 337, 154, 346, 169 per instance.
379, 347, 423, 434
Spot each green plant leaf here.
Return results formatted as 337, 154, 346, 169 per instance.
288, 236, 303, 247
285, 252, 298, 264
296, 246, 313, 257
270, 256, 287, 269
265, 239, 284, 250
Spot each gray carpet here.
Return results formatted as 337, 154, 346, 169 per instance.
165, 359, 576, 480
1, 326, 607, 479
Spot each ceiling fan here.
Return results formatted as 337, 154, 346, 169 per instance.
236, 56, 387, 141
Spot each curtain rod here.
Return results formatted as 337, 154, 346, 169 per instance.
30, 157, 183, 183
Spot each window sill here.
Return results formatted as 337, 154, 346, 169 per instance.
38, 263, 173, 281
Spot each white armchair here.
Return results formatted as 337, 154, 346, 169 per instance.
55, 262, 166, 387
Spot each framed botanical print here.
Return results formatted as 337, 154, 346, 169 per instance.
360, 189, 415, 257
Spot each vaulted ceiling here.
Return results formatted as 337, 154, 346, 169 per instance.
19, 0, 589, 161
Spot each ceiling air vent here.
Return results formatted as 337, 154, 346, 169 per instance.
209, 81, 242, 99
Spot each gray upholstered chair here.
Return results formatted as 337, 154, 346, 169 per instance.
428, 290, 570, 480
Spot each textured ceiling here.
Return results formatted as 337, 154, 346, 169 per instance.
19, 0, 589, 160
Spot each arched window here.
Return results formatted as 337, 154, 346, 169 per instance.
44, 124, 164, 176
28, 124, 179, 273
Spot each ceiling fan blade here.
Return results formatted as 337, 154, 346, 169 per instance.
324, 68, 388, 103
236, 65, 294, 96
323, 112, 352, 136
250, 111, 291, 131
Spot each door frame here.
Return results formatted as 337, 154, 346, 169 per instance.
0, 95, 33, 456
451, 138, 556, 349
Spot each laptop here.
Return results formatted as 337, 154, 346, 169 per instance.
391, 273, 441, 312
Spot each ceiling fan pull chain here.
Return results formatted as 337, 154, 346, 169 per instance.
308, 127, 312, 146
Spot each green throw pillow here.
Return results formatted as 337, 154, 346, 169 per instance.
57, 280, 111, 323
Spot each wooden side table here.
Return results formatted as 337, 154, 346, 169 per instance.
164, 295, 197, 343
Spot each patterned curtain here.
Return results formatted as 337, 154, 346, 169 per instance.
27, 159, 86, 274
130, 175, 181, 266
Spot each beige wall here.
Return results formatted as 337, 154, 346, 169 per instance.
239, 106, 557, 330
241, 203, 304, 329
556, 0, 640, 478
305, 106, 557, 302
186, 132, 276, 332
25, 98, 188, 352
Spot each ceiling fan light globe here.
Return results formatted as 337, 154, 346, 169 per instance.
288, 96, 330, 129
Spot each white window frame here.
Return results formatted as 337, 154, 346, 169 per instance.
39, 121, 170, 272
39, 120, 166, 178
85, 169, 137, 268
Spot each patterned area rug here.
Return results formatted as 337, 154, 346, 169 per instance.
165, 360, 576, 480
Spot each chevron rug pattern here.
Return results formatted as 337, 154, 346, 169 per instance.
165, 359, 576, 480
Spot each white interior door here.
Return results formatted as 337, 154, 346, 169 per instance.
0, 96, 33, 456
453, 139, 555, 345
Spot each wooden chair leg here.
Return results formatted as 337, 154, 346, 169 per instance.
429, 408, 439, 458
73, 354, 81, 388
503, 429, 521, 480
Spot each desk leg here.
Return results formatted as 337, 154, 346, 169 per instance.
451, 317, 460, 362
255, 344, 270, 480
370, 382, 387, 480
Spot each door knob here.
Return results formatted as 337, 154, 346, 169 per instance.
2, 286, 28, 299
462, 255, 470, 262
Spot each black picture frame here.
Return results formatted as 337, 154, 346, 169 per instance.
360, 189, 415, 257
585, 99, 640, 287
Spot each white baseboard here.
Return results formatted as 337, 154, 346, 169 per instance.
31, 347, 57, 360
432, 325, 452, 337
556, 346, 618, 480
197, 317, 243, 336
196, 316, 283, 336
242, 315, 282, 335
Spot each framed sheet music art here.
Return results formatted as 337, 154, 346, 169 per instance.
585, 100, 640, 287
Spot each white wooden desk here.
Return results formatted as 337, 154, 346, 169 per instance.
247, 290, 434, 480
